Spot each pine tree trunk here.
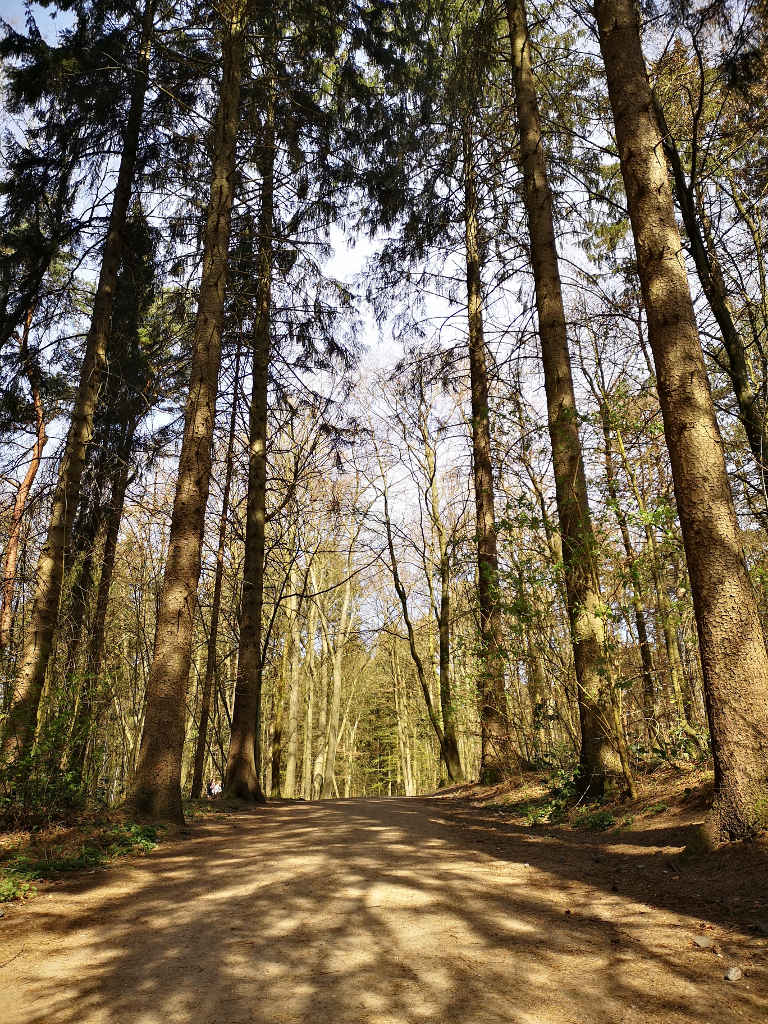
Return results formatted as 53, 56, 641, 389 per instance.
506, 0, 632, 798
2, 1, 155, 761
191, 341, 241, 798
224, 87, 275, 802
462, 122, 509, 781
128, 0, 247, 822
595, 0, 768, 841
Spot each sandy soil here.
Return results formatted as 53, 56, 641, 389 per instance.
1, 796, 766, 1024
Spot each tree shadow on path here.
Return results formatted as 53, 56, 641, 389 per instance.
0, 797, 765, 1024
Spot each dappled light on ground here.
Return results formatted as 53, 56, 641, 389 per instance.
1, 799, 766, 1023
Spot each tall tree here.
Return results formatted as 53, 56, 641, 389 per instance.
462, 120, 510, 781
224, 81, 274, 802
129, 0, 249, 821
594, 0, 768, 841
2, 0, 157, 761
505, 0, 633, 797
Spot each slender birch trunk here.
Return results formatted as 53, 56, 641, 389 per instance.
128, 0, 248, 821
320, 578, 351, 798
283, 573, 302, 798
506, 0, 633, 797
301, 600, 317, 799
2, 0, 156, 761
595, 0, 768, 841
421, 415, 464, 781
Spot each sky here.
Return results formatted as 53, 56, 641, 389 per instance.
0, 1, 63, 37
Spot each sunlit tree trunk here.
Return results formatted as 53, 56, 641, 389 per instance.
320, 578, 351, 798
595, 0, 768, 841
283, 572, 303, 798
421, 414, 464, 782
506, 0, 633, 798
128, 0, 248, 821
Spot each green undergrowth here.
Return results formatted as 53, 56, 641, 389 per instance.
489, 766, 692, 833
0, 823, 160, 903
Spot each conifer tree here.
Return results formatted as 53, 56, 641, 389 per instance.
2, 0, 158, 761
594, 0, 768, 840
505, 0, 634, 797
128, 0, 250, 821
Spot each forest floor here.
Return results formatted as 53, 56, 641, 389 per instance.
1, 771, 767, 1024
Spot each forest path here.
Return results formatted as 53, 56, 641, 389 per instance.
1, 797, 767, 1024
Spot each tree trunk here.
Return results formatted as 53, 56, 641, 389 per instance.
320, 579, 351, 798
595, 0, 768, 841
301, 599, 317, 799
2, 0, 155, 761
270, 631, 289, 799
224, 85, 275, 803
380, 470, 458, 779
506, 0, 633, 798
423, 422, 464, 782
0, 309, 46, 657
462, 122, 509, 781
128, 0, 247, 822
282, 575, 302, 798
67, 448, 133, 776
312, 617, 330, 798
191, 340, 242, 798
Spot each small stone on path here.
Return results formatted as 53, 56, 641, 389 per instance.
724, 966, 743, 982
693, 935, 715, 949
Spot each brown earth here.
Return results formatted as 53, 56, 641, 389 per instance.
1, 788, 767, 1024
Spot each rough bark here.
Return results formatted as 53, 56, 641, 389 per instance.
1, 1, 155, 761
595, 0, 768, 840
506, 0, 632, 798
223, 84, 274, 803
128, 0, 247, 822
462, 122, 509, 781
191, 340, 242, 798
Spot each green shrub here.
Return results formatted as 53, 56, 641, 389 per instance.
646, 801, 669, 815
573, 807, 616, 831
0, 823, 159, 902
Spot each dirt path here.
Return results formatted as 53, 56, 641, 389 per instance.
1, 798, 766, 1024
